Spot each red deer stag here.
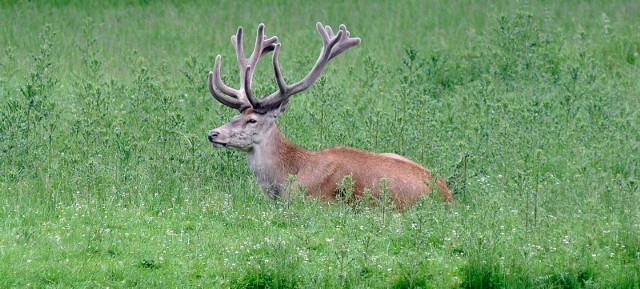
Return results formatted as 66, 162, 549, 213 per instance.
207, 23, 452, 208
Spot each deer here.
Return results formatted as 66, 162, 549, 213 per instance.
206, 22, 453, 209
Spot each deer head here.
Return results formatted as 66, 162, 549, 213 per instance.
207, 23, 361, 151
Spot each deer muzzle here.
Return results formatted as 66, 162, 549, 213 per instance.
207, 130, 227, 147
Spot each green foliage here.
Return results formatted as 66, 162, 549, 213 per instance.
1, 0, 639, 288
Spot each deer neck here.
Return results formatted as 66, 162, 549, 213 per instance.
246, 125, 307, 197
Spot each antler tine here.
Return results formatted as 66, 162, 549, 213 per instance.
212, 55, 241, 98
232, 26, 246, 71
261, 36, 279, 56
316, 22, 330, 43
244, 65, 260, 108
272, 43, 287, 95
249, 24, 265, 63
324, 25, 335, 38
229, 26, 251, 104
328, 24, 361, 60
245, 24, 269, 89
208, 56, 246, 111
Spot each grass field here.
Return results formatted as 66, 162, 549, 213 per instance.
1, 0, 639, 288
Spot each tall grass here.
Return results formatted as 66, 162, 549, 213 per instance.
1, 0, 639, 287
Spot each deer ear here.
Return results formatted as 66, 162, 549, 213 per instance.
273, 99, 290, 117
276, 98, 289, 116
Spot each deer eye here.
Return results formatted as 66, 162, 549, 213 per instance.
247, 119, 258, 124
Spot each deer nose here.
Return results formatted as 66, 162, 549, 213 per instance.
208, 131, 219, 143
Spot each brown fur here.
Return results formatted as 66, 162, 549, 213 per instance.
260, 126, 453, 209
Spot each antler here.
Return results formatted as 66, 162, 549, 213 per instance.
254, 22, 361, 112
208, 23, 278, 111
208, 22, 360, 113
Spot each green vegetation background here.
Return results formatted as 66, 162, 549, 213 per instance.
0, 0, 638, 288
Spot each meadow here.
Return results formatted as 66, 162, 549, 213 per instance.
0, 0, 639, 287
